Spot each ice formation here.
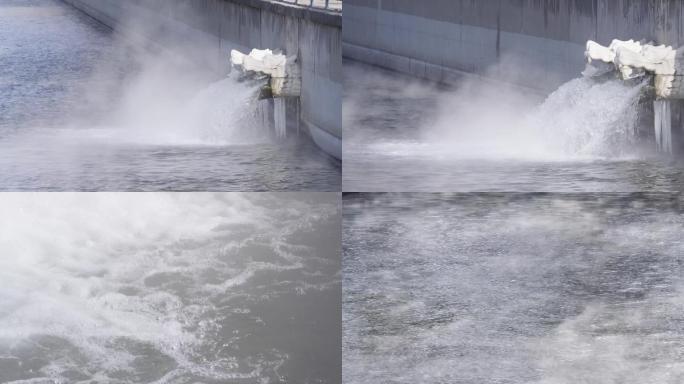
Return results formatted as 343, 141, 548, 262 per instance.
585, 39, 679, 98
230, 48, 301, 97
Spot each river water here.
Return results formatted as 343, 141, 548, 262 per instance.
0, 193, 341, 384
343, 62, 684, 192
0, 0, 340, 191
343, 193, 684, 384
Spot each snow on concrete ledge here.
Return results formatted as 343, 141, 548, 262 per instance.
231, 48, 301, 98
585, 39, 681, 99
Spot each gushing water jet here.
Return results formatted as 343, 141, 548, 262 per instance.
231, 48, 301, 139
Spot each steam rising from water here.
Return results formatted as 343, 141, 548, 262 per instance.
346, 64, 648, 161
1, 0, 273, 146
0, 1, 341, 191
4, 0, 269, 147
60, 0, 272, 148
102, 73, 267, 146
0, 193, 340, 383
66, 37, 269, 147
342, 62, 672, 191
344, 194, 684, 384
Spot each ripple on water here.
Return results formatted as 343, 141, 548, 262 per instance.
0, 193, 341, 383
344, 193, 684, 384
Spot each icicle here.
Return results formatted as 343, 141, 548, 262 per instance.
274, 98, 287, 138
654, 99, 672, 153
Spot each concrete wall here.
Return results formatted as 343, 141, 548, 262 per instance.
63, 0, 342, 159
343, 0, 684, 93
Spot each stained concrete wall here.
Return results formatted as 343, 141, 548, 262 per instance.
63, 0, 342, 159
343, 0, 684, 93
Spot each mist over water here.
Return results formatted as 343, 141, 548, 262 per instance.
0, 193, 341, 384
343, 62, 684, 191
0, 0, 340, 191
528, 78, 645, 158
420, 76, 647, 160
343, 193, 684, 384
103, 73, 268, 147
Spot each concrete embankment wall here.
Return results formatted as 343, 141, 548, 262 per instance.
344, 0, 684, 93
63, 0, 342, 159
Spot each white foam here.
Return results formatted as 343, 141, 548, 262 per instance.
0, 193, 338, 382
344, 196, 684, 384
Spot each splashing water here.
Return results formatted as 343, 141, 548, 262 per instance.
173, 75, 268, 145
0, 193, 340, 383
343, 194, 684, 384
528, 77, 647, 158
5, 71, 270, 149
0, 0, 341, 192
357, 76, 647, 161
103, 73, 269, 146
343, 62, 683, 192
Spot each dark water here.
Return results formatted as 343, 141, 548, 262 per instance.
0, 193, 341, 384
343, 193, 684, 384
343, 62, 684, 192
344, 156, 684, 192
0, 0, 340, 191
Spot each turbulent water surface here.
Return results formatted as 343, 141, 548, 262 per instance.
0, 193, 341, 383
343, 62, 684, 192
343, 193, 684, 384
0, 0, 340, 191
